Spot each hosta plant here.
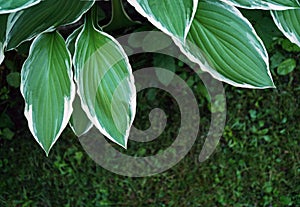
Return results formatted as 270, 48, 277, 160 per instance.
0, 0, 299, 155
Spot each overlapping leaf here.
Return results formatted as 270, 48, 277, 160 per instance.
69, 94, 93, 137
271, 9, 300, 47
66, 28, 93, 137
66, 27, 82, 55
21, 32, 75, 155
73, 17, 136, 147
220, 0, 300, 10
127, 0, 198, 42
176, 0, 274, 88
0, 0, 41, 14
6, 0, 95, 49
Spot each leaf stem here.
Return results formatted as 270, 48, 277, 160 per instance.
103, 0, 138, 32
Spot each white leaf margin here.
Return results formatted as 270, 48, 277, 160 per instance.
66, 27, 93, 137
172, 1, 275, 89
73, 21, 136, 148
0, 42, 4, 64
219, 0, 300, 10
20, 32, 76, 155
0, 0, 42, 14
271, 9, 300, 47
127, 0, 198, 42
5, 0, 95, 50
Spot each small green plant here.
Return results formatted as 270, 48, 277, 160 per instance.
0, 0, 299, 155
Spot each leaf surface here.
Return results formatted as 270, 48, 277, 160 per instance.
6, 0, 94, 49
176, 0, 274, 88
127, 0, 198, 42
69, 94, 93, 137
21, 32, 75, 155
74, 17, 136, 147
0, 14, 7, 64
0, 0, 41, 14
271, 9, 300, 47
66, 28, 93, 137
220, 0, 300, 10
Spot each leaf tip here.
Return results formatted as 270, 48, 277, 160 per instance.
44, 150, 50, 157
41, 145, 51, 157
114, 135, 128, 149
122, 140, 128, 150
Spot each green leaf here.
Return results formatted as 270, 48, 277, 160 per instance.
277, 58, 296, 75
127, 0, 198, 42
21, 32, 75, 155
66, 28, 93, 137
220, 0, 300, 10
271, 9, 300, 47
66, 26, 82, 56
176, 0, 274, 88
0, 113, 14, 128
6, 0, 95, 50
0, 0, 41, 14
0, 14, 7, 64
279, 38, 300, 52
0, 42, 4, 65
0, 128, 14, 140
242, 10, 282, 50
69, 94, 93, 137
280, 196, 293, 205
73, 16, 136, 148
6, 72, 21, 88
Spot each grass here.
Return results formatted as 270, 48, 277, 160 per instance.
1, 66, 300, 207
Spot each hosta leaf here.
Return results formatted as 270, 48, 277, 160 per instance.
73, 17, 136, 148
220, 0, 300, 10
0, 14, 7, 64
66, 28, 93, 136
271, 9, 300, 47
0, 0, 41, 14
66, 26, 82, 56
0, 42, 4, 64
6, 0, 95, 50
127, 0, 198, 42
176, 0, 274, 88
21, 32, 75, 155
69, 94, 93, 137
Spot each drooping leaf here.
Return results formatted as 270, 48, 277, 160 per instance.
21, 32, 75, 155
127, 0, 198, 42
220, 0, 300, 10
6, 0, 95, 49
271, 9, 300, 47
66, 28, 93, 137
66, 26, 82, 56
175, 0, 274, 88
69, 94, 93, 137
0, 40, 4, 64
73, 16, 136, 148
0, 14, 7, 64
0, 0, 41, 14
